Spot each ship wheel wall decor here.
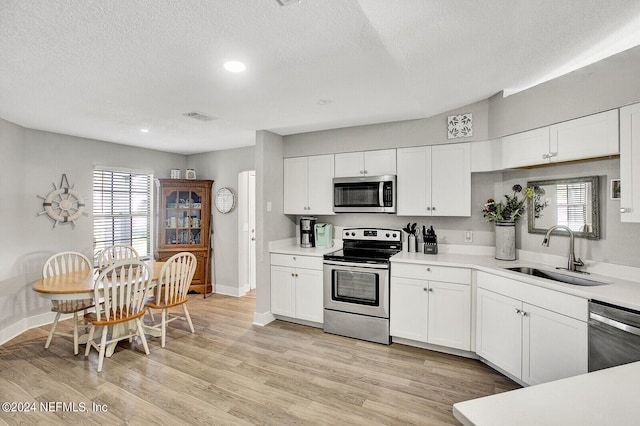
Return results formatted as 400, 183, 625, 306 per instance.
37, 174, 88, 228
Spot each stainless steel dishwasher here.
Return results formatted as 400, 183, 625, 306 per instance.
589, 300, 640, 372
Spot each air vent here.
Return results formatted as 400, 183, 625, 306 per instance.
182, 111, 217, 122
277, 0, 300, 6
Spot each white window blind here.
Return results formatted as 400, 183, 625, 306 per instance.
93, 169, 152, 262
556, 183, 587, 231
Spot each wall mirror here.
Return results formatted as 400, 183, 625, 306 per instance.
527, 176, 600, 240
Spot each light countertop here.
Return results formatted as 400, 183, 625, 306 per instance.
391, 251, 640, 312
453, 361, 640, 426
269, 238, 342, 257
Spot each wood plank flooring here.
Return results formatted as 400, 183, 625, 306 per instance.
0, 292, 519, 425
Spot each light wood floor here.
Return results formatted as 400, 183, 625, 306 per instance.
0, 292, 519, 425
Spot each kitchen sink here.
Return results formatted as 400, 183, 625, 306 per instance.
504, 266, 608, 286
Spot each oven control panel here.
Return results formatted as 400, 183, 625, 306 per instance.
342, 228, 401, 242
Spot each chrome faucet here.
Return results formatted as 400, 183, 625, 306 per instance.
541, 225, 585, 272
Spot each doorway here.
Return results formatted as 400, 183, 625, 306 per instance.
238, 171, 256, 293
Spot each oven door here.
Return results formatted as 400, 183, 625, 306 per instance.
323, 260, 389, 318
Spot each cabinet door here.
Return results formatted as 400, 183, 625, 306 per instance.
295, 268, 324, 323
396, 146, 431, 216
270, 266, 296, 317
390, 277, 429, 342
522, 303, 588, 385
476, 288, 523, 379
502, 127, 550, 168
550, 110, 619, 163
364, 149, 396, 176
283, 157, 309, 215
431, 143, 470, 216
307, 154, 335, 215
427, 281, 471, 350
620, 103, 640, 222
334, 152, 365, 177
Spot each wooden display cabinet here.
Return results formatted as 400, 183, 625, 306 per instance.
155, 179, 214, 294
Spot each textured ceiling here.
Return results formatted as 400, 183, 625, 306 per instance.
1, 0, 640, 154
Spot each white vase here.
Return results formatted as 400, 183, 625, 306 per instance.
495, 221, 516, 260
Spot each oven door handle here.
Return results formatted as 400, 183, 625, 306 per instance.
590, 312, 640, 337
323, 260, 389, 270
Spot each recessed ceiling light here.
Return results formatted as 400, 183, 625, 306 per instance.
317, 99, 333, 105
224, 61, 246, 73
140, 128, 149, 133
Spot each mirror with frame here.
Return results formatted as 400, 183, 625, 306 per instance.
527, 176, 600, 240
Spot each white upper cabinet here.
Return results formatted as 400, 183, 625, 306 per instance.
397, 143, 470, 216
502, 110, 619, 168
471, 139, 502, 172
550, 109, 619, 163
620, 103, 640, 222
284, 154, 334, 215
334, 149, 396, 177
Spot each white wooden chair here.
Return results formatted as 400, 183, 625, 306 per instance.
145, 252, 197, 347
97, 245, 139, 269
42, 251, 94, 355
84, 260, 151, 372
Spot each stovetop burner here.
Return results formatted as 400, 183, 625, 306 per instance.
324, 228, 402, 264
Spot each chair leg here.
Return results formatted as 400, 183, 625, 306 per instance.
45, 312, 62, 349
135, 318, 150, 355
84, 325, 96, 357
97, 326, 108, 373
147, 308, 155, 324
183, 304, 195, 334
73, 312, 79, 355
161, 309, 167, 348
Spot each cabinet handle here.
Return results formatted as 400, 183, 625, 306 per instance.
291, 273, 295, 277
363, 170, 368, 175
293, 257, 296, 261
426, 207, 431, 211
621, 208, 632, 213
521, 310, 528, 317
423, 287, 428, 292
542, 153, 549, 159
515, 308, 521, 315
432, 206, 436, 211
426, 267, 431, 272
549, 152, 558, 158
429, 288, 434, 292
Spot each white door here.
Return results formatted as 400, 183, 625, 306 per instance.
270, 266, 296, 317
431, 143, 471, 216
364, 149, 396, 176
501, 127, 551, 168
283, 157, 309, 214
550, 110, 619, 163
427, 281, 471, 350
620, 103, 640, 222
389, 276, 429, 342
522, 303, 588, 385
307, 154, 335, 215
294, 268, 324, 323
249, 171, 256, 290
476, 288, 523, 379
334, 152, 365, 177
396, 146, 431, 216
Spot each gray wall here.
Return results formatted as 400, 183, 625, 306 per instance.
0, 118, 185, 343
281, 46, 640, 269
255, 131, 296, 318
186, 146, 255, 295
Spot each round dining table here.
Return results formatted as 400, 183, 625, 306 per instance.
32, 260, 165, 356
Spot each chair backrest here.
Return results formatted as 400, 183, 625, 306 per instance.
155, 252, 197, 305
94, 260, 151, 322
97, 245, 139, 269
43, 251, 92, 278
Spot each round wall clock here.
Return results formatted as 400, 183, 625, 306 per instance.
37, 174, 87, 228
215, 187, 235, 214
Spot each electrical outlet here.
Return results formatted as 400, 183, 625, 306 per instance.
464, 231, 473, 243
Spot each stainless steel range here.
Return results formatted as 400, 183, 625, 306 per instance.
323, 228, 402, 344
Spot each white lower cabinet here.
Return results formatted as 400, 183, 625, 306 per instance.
390, 263, 471, 351
476, 271, 588, 385
270, 254, 323, 324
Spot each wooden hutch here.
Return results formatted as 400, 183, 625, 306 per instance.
155, 178, 213, 294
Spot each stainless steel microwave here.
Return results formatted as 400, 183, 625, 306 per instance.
333, 175, 396, 213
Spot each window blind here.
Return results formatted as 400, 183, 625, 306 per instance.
556, 183, 587, 231
93, 169, 152, 263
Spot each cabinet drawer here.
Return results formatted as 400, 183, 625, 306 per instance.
270, 253, 323, 270
477, 271, 588, 322
391, 262, 470, 284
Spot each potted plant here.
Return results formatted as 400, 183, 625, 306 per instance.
482, 184, 535, 260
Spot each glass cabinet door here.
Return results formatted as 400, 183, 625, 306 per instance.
164, 190, 203, 245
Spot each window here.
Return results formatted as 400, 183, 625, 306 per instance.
556, 183, 588, 231
93, 168, 152, 263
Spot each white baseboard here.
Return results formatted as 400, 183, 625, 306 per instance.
0, 311, 65, 346
253, 311, 276, 326
214, 283, 250, 297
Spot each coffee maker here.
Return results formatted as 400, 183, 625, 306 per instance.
300, 216, 317, 248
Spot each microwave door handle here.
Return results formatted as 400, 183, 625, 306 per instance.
379, 182, 384, 207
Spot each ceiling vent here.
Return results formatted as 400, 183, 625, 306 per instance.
277, 0, 301, 6
182, 111, 217, 122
